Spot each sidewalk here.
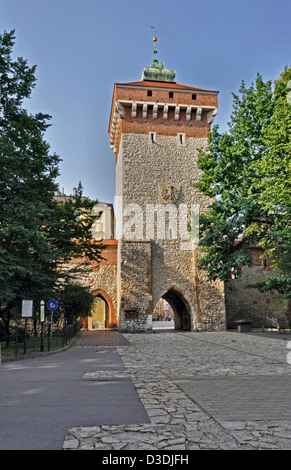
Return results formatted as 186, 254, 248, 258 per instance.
64, 329, 291, 450
0, 331, 148, 450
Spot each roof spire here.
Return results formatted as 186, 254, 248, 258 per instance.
141, 28, 176, 83
152, 27, 158, 63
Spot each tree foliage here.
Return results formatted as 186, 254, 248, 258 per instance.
58, 282, 95, 325
251, 67, 291, 293
0, 30, 103, 333
195, 68, 291, 299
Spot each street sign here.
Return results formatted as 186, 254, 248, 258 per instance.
22, 299, 33, 318
47, 300, 58, 351
22, 299, 33, 355
47, 299, 58, 311
40, 300, 45, 322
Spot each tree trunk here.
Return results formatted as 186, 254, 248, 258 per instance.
4, 307, 11, 347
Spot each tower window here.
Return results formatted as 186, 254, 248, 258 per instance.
177, 133, 186, 146
149, 132, 157, 144
147, 90, 152, 97
169, 92, 174, 98
192, 94, 197, 100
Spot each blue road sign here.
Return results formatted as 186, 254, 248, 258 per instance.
47, 299, 58, 311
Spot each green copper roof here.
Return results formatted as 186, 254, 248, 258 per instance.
141, 35, 176, 83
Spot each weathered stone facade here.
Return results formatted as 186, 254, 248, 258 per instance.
110, 77, 226, 332
118, 240, 152, 332
225, 248, 289, 329
66, 58, 288, 332
64, 46, 288, 333
66, 241, 118, 329
101, 40, 227, 332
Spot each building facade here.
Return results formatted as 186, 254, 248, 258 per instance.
73, 37, 288, 332
108, 36, 225, 332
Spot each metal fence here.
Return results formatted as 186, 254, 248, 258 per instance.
0, 323, 80, 360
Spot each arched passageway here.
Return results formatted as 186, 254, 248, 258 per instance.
154, 288, 192, 331
89, 296, 109, 329
86, 289, 116, 330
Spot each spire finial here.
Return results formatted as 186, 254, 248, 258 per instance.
151, 26, 158, 61
141, 27, 176, 82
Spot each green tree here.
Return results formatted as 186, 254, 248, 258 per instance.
58, 282, 94, 325
0, 30, 103, 337
248, 67, 291, 298
195, 69, 291, 299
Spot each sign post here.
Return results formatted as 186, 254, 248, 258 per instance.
47, 300, 58, 351
40, 300, 45, 352
22, 299, 33, 355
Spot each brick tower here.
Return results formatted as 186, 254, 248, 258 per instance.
109, 34, 226, 332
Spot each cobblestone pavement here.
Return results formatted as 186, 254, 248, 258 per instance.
63, 330, 291, 450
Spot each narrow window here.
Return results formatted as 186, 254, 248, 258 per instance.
192, 94, 197, 100
177, 133, 185, 146
149, 132, 156, 144
147, 90, 152, 97
169, 92, 174, 98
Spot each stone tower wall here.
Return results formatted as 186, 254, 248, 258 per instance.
118, 240, 152, 332
116, 132, 226, 331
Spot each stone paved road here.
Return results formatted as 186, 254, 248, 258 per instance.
64, 330, 291, 450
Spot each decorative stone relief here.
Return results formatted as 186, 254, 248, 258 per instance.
159, 184, 181, 204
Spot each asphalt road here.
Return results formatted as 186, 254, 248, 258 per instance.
0, 344, 150, 450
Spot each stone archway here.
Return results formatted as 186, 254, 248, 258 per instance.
91, 289, 116, 329
161, 287, 192, 331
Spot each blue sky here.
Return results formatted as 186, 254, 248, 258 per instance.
1, 0, 290, 203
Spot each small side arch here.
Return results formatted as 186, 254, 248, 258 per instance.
91, 289, 117, 329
